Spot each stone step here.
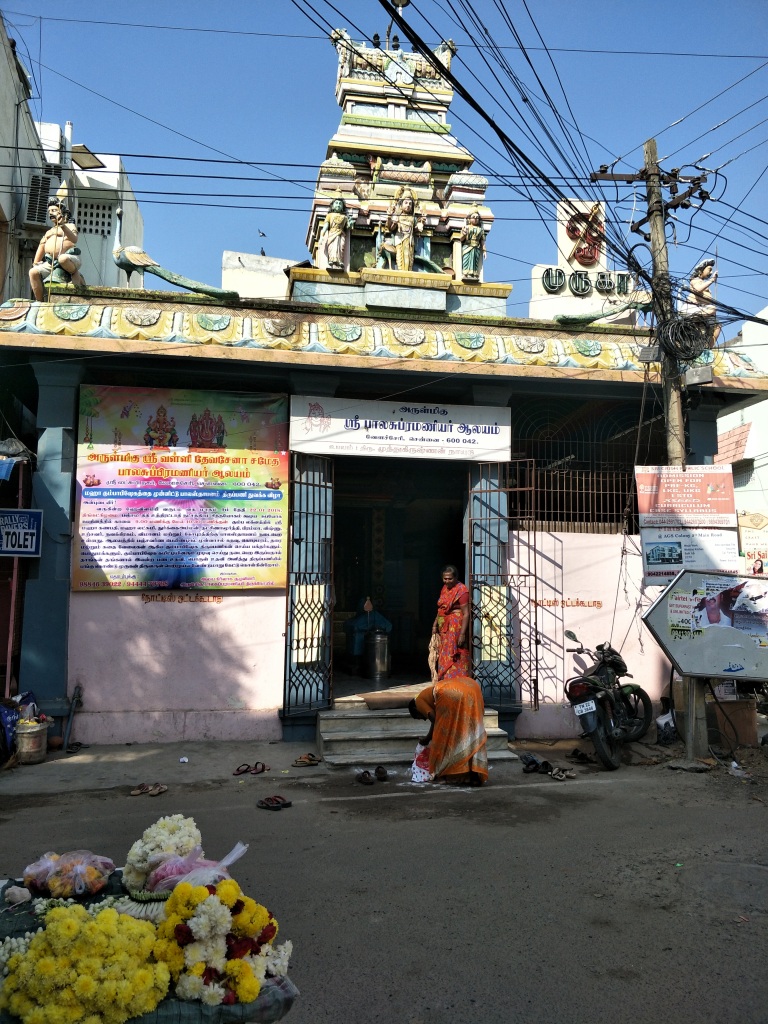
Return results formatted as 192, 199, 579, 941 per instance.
321, 747, 519, 768
319, 725, 510, 751
316, 701, 513, 766
319, 706, 501, 732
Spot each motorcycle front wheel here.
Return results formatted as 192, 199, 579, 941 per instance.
590, 705, 622, 770
621, 687, 653, 741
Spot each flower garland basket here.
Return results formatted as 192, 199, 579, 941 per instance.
0, 975, 299, 1024
129, 975, 299, 1024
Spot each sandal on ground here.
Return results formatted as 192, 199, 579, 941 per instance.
292, 753, 321, 767
549, 767, 567, 781
148, 783, 168, 796
374, 765, 388, 781
270, 795, 292, 807
257, 797, 283, 811
130, 782, 152, 796
250, 762, 270, 775
537, 760, 554, 775
233, 764, 252, 776
357, 770, 375, 785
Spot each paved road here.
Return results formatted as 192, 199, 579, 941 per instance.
2, 741, 768, 1023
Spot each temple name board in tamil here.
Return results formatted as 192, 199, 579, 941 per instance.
289, 396, 511, 462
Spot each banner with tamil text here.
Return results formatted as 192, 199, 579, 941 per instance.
73, 386, 288, 591
289, 395, 511, 461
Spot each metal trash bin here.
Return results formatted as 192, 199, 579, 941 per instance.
364, 629, 391, 683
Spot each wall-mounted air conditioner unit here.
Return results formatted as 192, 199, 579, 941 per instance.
23, 166, 62, 228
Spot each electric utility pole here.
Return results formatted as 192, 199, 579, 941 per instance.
591, 141, 708, 465
592, 142, 712, 762
642, 138, 685, 466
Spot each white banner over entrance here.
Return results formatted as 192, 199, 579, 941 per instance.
289, 396, 512, 461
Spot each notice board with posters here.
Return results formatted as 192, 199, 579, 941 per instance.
643, 569, 768, 681
635, 465, 739, 585
73, 386, 289, 591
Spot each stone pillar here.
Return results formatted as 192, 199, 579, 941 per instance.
19, 362, 83, 701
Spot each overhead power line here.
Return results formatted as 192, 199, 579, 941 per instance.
4, 11, 768, 58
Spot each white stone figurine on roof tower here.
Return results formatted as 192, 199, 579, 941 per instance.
318, 197, 356, 271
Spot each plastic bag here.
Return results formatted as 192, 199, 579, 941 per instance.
410, 742, 432, 783
47, 851, 116, 897
172, 841, 249, 890
656, 711, 677, 745
23, 850, 114, 896
23, 851, 61, 892
145, 845, 218, 892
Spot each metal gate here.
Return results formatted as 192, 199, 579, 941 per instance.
283, 453, 334, 716
468, 460, 539, 710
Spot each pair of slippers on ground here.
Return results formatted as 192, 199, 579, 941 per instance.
257, 795, 292, 811
519, 753, 575, 781
292, 752, 321, 767
233, 762, 270, 775
357, 766, 388, 785
130, 782, 168, 796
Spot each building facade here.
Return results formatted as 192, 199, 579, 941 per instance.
2, 30, 767, 743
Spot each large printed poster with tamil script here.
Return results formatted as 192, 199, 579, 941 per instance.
73, 386, 289, 591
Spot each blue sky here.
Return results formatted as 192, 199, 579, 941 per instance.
5, 1, 768, 332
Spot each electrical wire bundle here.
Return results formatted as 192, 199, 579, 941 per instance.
655, 315, 714, 364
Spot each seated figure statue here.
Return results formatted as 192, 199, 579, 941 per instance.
29, 197, 85, 300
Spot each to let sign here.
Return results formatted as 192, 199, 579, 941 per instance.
0, 509, 43, 557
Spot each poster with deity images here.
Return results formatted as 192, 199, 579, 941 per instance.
73, 386, 289, 591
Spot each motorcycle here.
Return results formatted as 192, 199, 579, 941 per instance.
564, 630, 652, 770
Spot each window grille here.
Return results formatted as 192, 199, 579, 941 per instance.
732, 459, 754, 489
78, 202, 113, 236
510, 395, 667, 534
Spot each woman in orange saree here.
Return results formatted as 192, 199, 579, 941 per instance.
432, 565, 471, 680
408, 676, 488, 785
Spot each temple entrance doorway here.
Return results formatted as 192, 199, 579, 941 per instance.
332, 456, 465, 688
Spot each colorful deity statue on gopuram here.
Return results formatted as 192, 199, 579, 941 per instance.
144, 405, 178, 448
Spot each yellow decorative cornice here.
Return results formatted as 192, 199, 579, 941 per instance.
0, 294, 765, 388
358, 268, 452, 290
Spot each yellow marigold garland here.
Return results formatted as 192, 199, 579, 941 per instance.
0, 905, 169, 1024
154, 878, 281, 1006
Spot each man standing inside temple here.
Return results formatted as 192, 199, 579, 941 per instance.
29, 193, 84, 300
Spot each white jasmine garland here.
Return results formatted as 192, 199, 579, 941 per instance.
200, 982, 227, 1006
184, 936, 227, 973
176, 974, 204, 1001
243, 953, 267, 984
122, 815, 202, 892
263, 940, 293, 978
0, 932, 36, 981
189, 896, 231, 941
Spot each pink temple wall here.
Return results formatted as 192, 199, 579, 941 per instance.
514, 532, 671, 739
65, 534, 672, 744
67, 592, 286, 744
